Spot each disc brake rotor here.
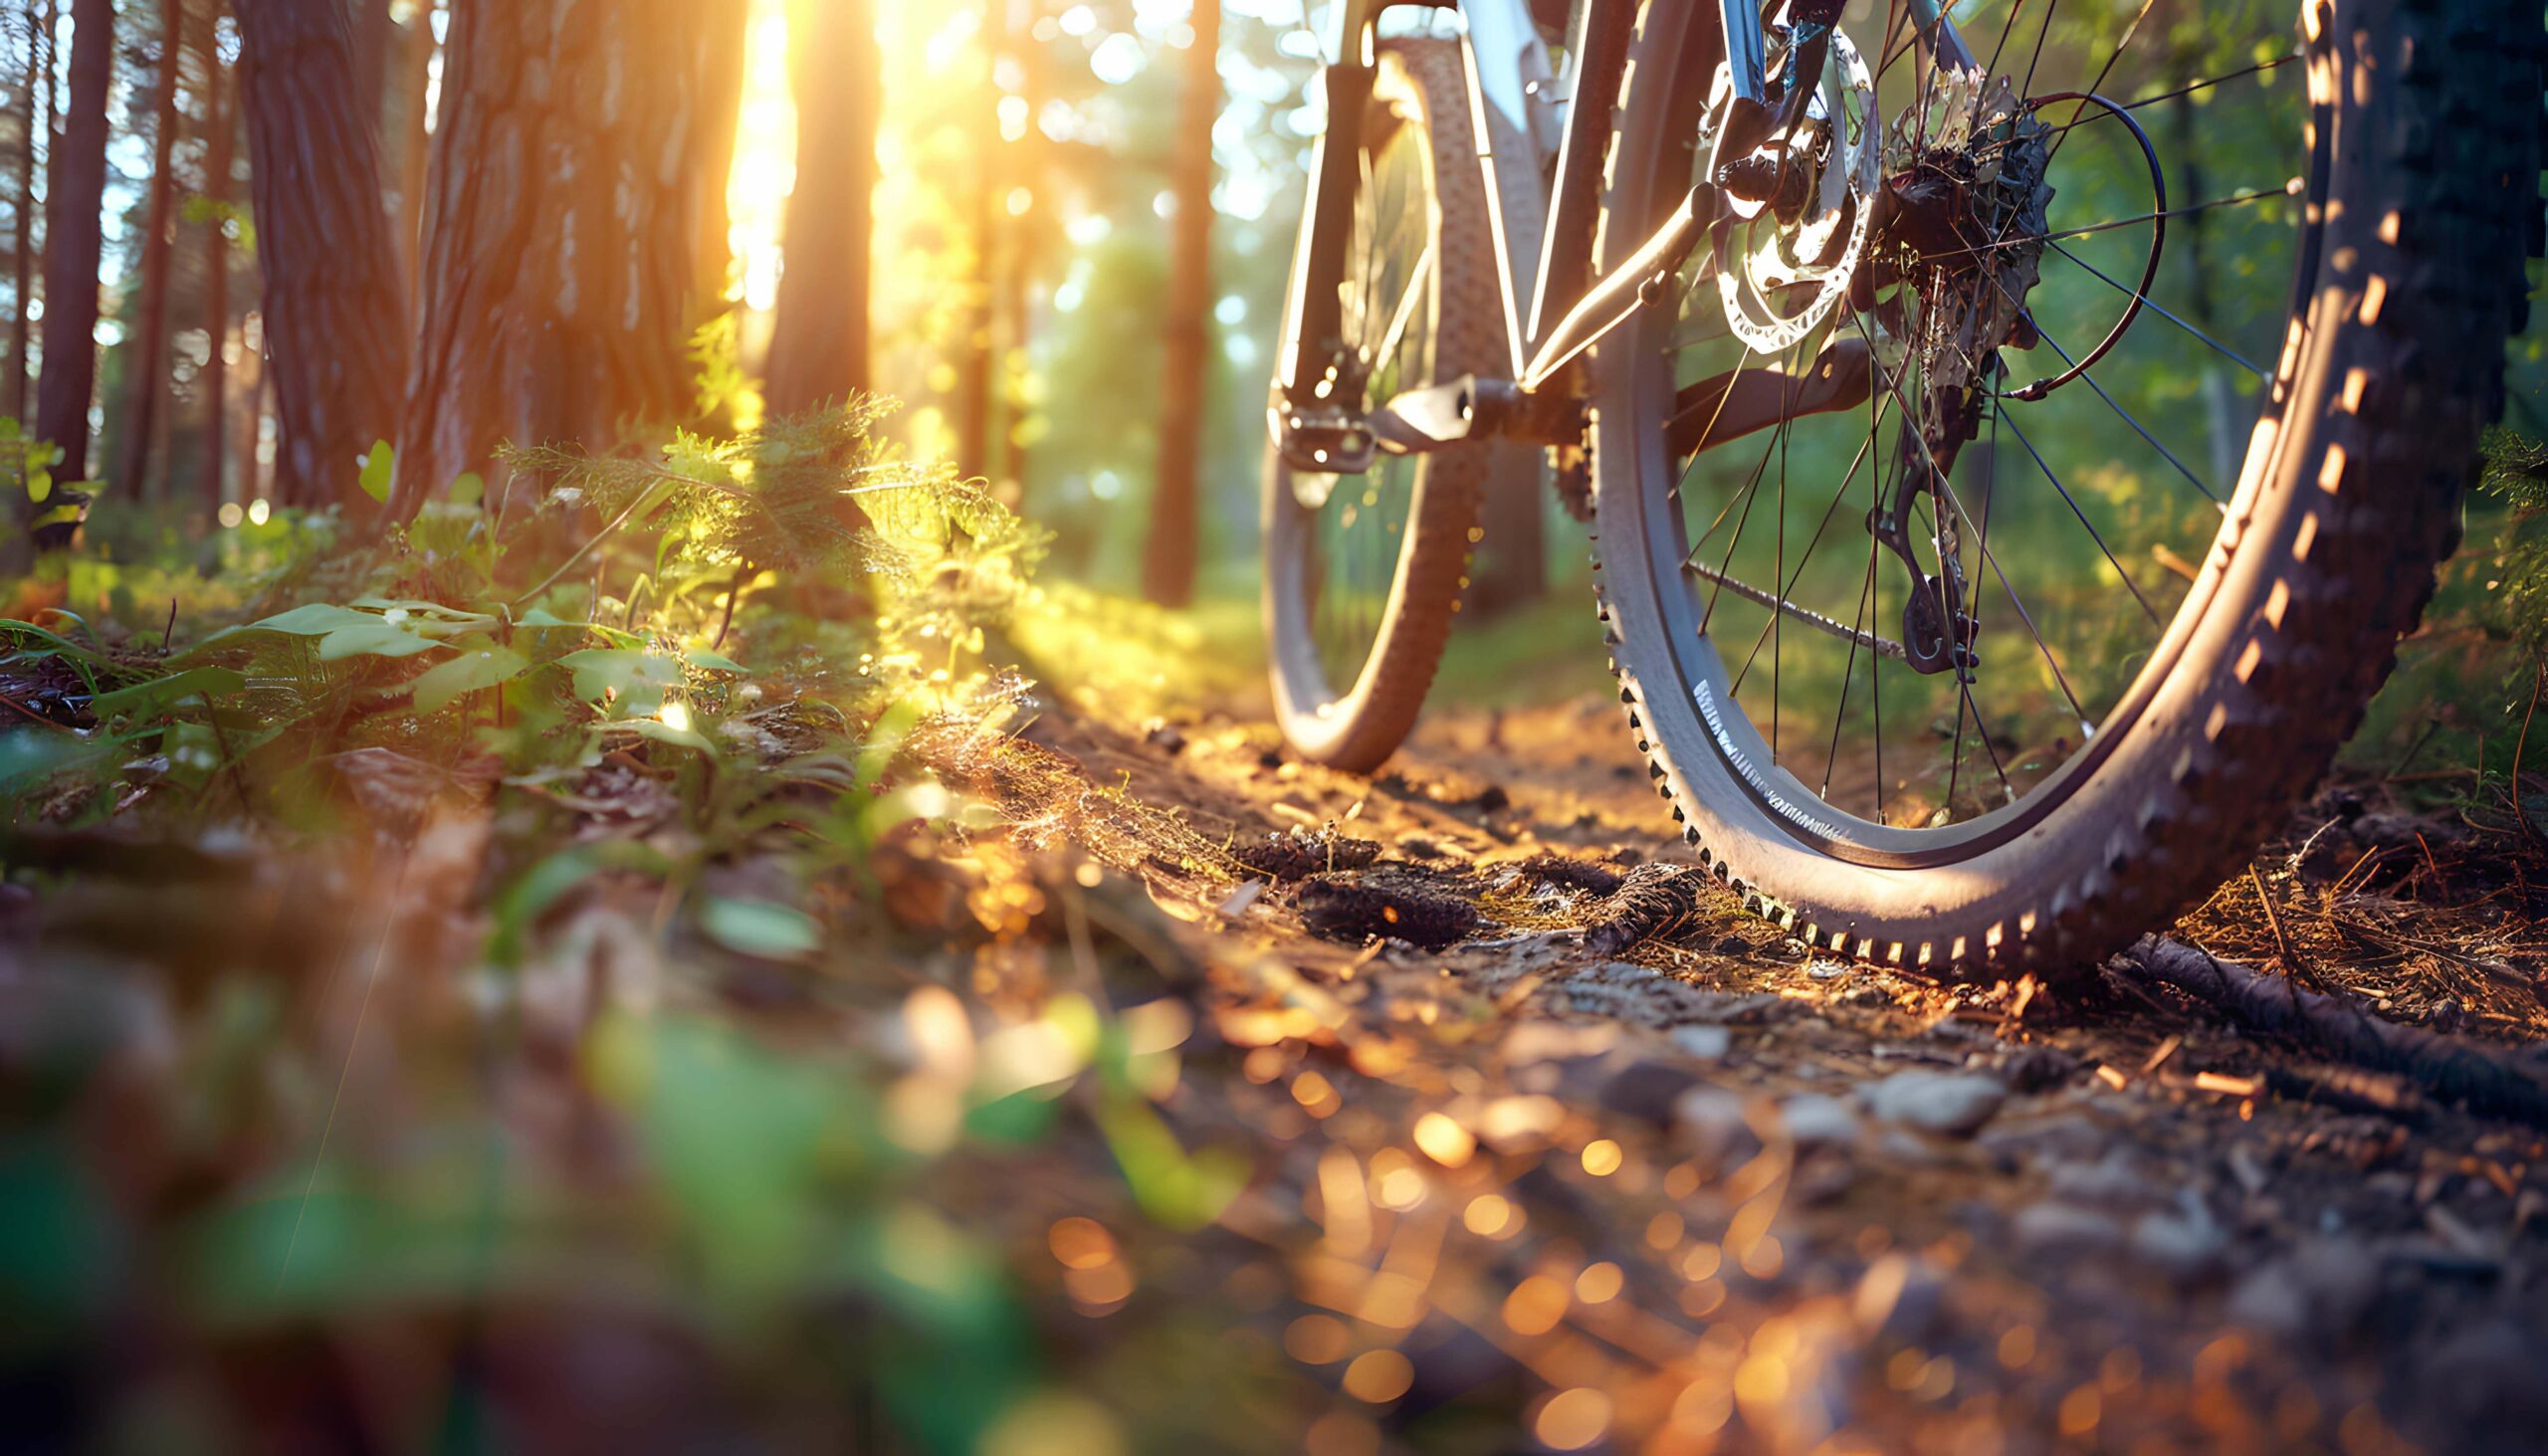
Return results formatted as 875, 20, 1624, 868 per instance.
1703, 27, 1881, 355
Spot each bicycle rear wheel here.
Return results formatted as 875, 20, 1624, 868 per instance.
1589, 0, 2543, 973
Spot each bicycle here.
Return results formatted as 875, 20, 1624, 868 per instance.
1260, 0, 2544, 973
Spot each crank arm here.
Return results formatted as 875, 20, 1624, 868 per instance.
1666, 335, 1873, 457
1367, 376, 1579, 455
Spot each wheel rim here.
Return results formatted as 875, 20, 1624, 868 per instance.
1610, 0, 2316, 866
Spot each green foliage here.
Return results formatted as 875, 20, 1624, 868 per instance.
2479, 427, 2548, 658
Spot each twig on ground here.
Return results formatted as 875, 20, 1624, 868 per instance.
2112, 936, 2548, 1129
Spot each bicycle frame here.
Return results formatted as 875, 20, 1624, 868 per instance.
1271, 0, 1975, 472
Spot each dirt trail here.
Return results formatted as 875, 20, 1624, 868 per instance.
1016, 687, 2548, 1453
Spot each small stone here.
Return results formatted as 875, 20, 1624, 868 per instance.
1860, 1070, 2008, 1137
1807, 959, 1851, 980
2012, 1202, 2124, 1258
2132, 1201, 2230, 1282
1600, 1060, 1703, 1126
1674, 1086, 1758, 1160
1672, 1025, 1733, 1060
2226, 1240, 2378, 1344
1780, 1093, 1862, 1148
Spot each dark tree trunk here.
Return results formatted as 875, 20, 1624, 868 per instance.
198, 0, 232, 507
1143, 0, 1219, 607
32, 0, 109, 520
114, 0, 186, 504
391, 0, 750, 520
234, 0, 408, 515
763, 0, 876, 416
7, 0, 49, 427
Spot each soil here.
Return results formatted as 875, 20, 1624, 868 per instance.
1003, 686, 2548, 1454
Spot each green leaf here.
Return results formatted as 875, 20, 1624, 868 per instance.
448, 472, 485, 507
617, 718, 718, 755
316, 622, 442, 661
558, 648, 684, 714
89, 666, 247, 721
358, 440, 395, 504
697, 897, 822, 960
410, 642, 530, 715
26, 469, 49, 505
237, 603, 391, 636
685, 648, 749, 674
487, 841, 671, 966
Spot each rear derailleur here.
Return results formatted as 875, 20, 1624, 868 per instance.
1870, 394, 1982, 680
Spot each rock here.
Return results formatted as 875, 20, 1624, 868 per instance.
1502, 1021, 1620, 1065
1860, 1070, 2008, 1137
2012, 1202, 2124, 1258
1807, 959, 1851, 980
1853, 1252, 1945, 1340
2046, 1151, 2165, 1211
1998, 1044, 2081, 1093
1143, 719, 1188, 755
1674, 1087, 1759, 1160
2226, 1239, 2379, 1344
2131, 1199, 2230, 1283
1599, 1060, 1703, 1126
1779, 1093, 1862, 1148
1672, 1025, 1733, 1060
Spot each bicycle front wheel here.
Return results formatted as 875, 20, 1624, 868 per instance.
1264, 40, 1509, 772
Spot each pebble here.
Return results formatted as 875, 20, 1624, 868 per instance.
1598, 1060, 1703, 1127
2225, 1239, 2378, 1344
1672, 1025, 1733, 1060
2012, 1201, 2125, 1258
1780, 1093, 1862, 1148
1860, 1070, 2009, 1137
1673, 1087, 1759, 1161
2131, 1199, 2230, 1283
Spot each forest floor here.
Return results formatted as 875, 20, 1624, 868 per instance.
10, 546, 2548, 1454
978, 651, 2548, 1455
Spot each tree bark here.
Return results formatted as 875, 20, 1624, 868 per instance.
1142, 0, 1219, 607
198, 0, 232, 507
762, 0, 876, 416
32, 0, 109, 511
392, 0, 432, 305
7, 0, 49, 427
391, 0, 750, 520
234, 0, 409, 515
113, 0, 187, 504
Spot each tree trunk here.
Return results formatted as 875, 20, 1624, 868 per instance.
391, 0, 750, 521
32, 0, 109, 517
113, 0, 186, 505
198, 0, 233, 508
762, 0, 876, 416
1143, 0, 1219, 607
234, 0, 408, 515
392, 0, 432, 306
7, 0, 50, 427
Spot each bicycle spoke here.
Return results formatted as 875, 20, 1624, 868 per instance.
1998, 409, 2163, 627
2019, 0, 2058, 97
2047, 239, 2264, 377
1371, 242, 1436, 380
1729, 399, 1892, 699
1930, 478, 2095, 732
1858, 334, 2095, 731
1944, 396, 2003, 817
2042, 54, 2299, 140
2022, 313, 2221, 504
2073, 0, 2161, 120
